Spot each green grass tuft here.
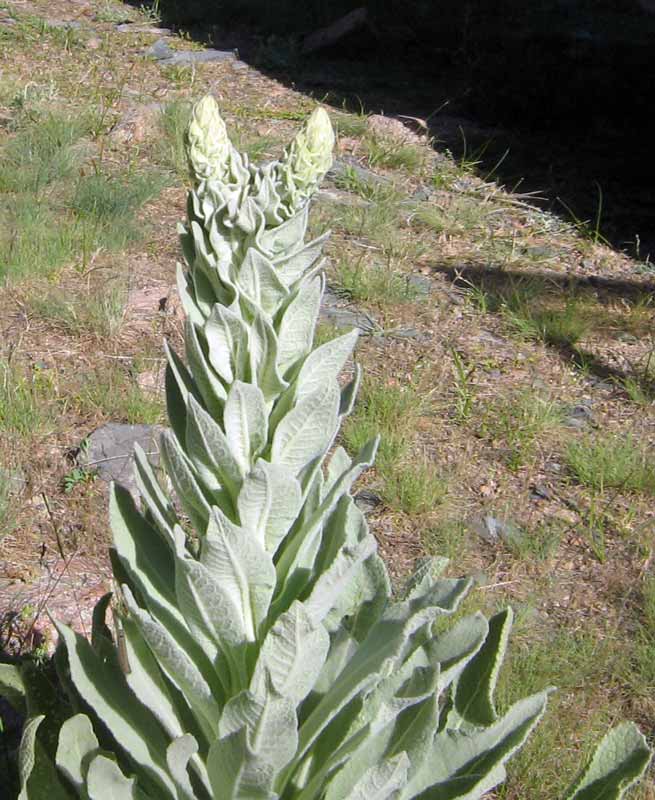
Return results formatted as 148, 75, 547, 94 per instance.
26, 280, 127, 338
334, 254, 421, 306
0, 361, 56, 437
364, 135, 426, 174
382, 458, 448, 515
566, 434, 655, 494
156, 100, 192, 178
0, 111, 90, 193
481, 390, 563, 471
75, 365, 164, 425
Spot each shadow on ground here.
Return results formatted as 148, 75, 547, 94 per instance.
135, 1, 655, 266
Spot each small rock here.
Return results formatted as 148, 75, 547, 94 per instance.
110, 103, 163, 145
81, 423, 165, 498
315, 187, 370, 208
0, 467, 26, 497
146, 38, 236, 65
470, 515, 524, 547
563, 401, 594, 429
407, 274, 432, 296
146, 38, 173, 60
86, 36, 102, 50
367, 114, 425, 145
320, 306, 376, 332
320, 289, 377, 332
136, 369, 164, 397
530, 483, 552, 501
545, 461, 562, 474
475, 330, 507, 347
354, 489, 382, 514
327, 157, 390, 189
617, 332, 639, 344
411, 187, 433, 202
116, 23, 172, 34
47, 19, 82, 29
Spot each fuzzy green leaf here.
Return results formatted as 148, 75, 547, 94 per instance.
276, 275, 322, 374
251, 601, 330, 704
55, 714, 99, 791
271, 382, 340, 475
224, 381, 268, 472
237, 460, 303, 554
454, 608, 513, 726
564, 723, 652, 800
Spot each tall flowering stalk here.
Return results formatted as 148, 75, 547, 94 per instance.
2, 97, 650, 800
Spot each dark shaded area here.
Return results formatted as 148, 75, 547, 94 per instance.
141, 0, 655, 261
436, 264, 655, 394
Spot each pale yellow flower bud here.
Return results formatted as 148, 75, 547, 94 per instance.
186, 95, 231, 182
283, 107, 335, 198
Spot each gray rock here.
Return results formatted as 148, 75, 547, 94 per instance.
530, 483, 552, 501
320, 286, 377, 332
81, 423, 164, 497
354, 489, 382, 514
387, 327, 431, 342
315, 187, 371, 207
563, 401, 594, 429
327, 157, 390, 189
146, 38, 174, 59
116, 23, 172, 34
411, 187, 434, 202
407, 274, 433, 296
475, 330, 507, 347
320, 306, 377, 332
47, 19, 82, 29
470, 515, 524, 547
0, 467, 26, 497
147, 38, 236, 65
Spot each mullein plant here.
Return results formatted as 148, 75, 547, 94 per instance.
0, 96, 651, 799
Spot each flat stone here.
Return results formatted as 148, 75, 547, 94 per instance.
320, 306, 377, 332
412, 187, 434, 202
146, 38, 236, 65
530, 483, 552, 501
315, 187, 370, 207
387, 327, 431, 342
320, 286, 377, 332
327, 157, 390, 188
563, 401, 594, 429
110, 103, 164, 145
470, 515, 524, 547
116, 23, 172, 34
407, 274, 433, 296
367, 114, 425, 145
81, 423, 164, 497
475, 330, 507, 347
0, 467, 26, 497
46, 19, 82, 29
354, 489, 382, 514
